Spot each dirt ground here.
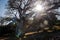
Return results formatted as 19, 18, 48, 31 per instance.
0, 26, 60, 40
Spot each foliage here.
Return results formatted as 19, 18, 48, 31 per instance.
6, 0, 60, 36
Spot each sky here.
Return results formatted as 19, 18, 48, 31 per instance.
0, 0, 60, 20
0, 0, 8, 17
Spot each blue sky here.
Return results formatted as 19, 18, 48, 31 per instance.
0, 0, 8, 17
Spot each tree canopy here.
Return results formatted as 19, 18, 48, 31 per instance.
7, 0, 60, 32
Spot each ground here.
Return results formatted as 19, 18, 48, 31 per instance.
0, 26, 60, 40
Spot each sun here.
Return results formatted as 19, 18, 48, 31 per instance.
34, 4, 44, 11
